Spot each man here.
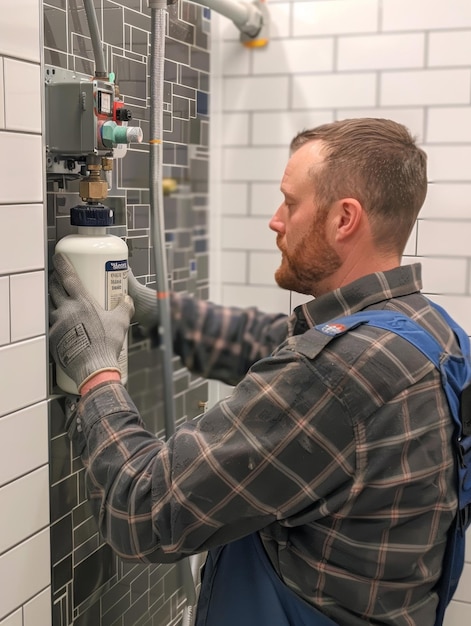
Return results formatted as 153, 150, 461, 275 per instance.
49, 118, 462, 625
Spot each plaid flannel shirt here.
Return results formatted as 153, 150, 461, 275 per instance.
71, 263, 460, 625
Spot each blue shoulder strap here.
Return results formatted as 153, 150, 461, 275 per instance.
315, 302, 471, 626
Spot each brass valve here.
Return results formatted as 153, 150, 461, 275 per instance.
79, 163, 108, 203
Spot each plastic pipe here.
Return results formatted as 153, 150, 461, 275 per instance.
148, 4, 197, 623
83, 0, 108, 78
192, 0, 263, 37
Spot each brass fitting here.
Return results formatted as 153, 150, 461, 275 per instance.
162, 178, 178, 195
102, 157, 113, 172
80, 164, 108, 203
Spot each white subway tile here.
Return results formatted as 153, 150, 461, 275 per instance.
0, 402, 48, 487
0, 134, 43, 203
220, 41, 250, 76
382, 0, 471, 31
252, 111, 334, 146
221, 113, 250, 145
10, 271, 46, 342
417, 220, 471, 257
402, 256, 467, 294
0, 529, 50, 620
221, 216, 274, 250
426, 146, 471, 182
223, 147, 287, 182
293, 0, 379, 37
420, 181, 465, 219
221, 183, 249, 215
293, 73, 377, 109
223, 76, 289, 111
23, 587, 52, 626
429, 30, 471, 67
222, 283, 289, 313
0, 466, 49, 554
220, 183, 249, 215
443, 599, 471, 626
453, 561, 471, 603
403, 223, 417, 257
0, 337, 47, 418
0, 0, 41, 62
4, 59, 41, 134
0, 609, 22, 626
381, 70, 471, 107
290, 292, 314, 311
211, 37, 224, 88
267, 3, 291, 39
253, 38, 334, 75
0, 58, 4, 130
338, 34, 425, 71
251, 183, 284, 217
427, 107, 471, 143
221, 251, 247, 283
336, 108, 425, 142
0, 205, 45, 275
249, 251, 281, 285
426, 295, 471, 335
0, 277, 9, 346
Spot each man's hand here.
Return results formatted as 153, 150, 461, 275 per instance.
128, 269, 160, 332
49, 253, 134, 392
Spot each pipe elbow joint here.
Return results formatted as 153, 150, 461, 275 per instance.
238, 2, 263, 38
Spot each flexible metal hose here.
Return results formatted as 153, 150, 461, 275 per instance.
149, 4, 197, 624
149, 7, 174, 440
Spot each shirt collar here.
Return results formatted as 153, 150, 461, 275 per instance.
290, 263, 423, 335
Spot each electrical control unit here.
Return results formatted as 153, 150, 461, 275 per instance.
45, 65, 142, 176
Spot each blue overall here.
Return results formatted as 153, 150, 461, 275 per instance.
196, 531, 338, 625
195, 302, 471, 626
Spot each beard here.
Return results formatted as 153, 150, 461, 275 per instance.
274, 213, 341, 296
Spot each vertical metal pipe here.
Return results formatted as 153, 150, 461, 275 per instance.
148, 5, 197, 622
83, 0, 108, 77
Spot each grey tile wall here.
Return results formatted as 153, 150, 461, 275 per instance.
45, 1, 210, 624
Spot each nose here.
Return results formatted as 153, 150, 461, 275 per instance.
269, 205, 285, 234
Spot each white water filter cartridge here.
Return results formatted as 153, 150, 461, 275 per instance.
55, 204, 129, 395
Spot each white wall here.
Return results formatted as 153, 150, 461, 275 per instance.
210, 0, 471, 622
0, 1, 51, 625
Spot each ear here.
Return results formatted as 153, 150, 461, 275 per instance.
331, 198, 364, 242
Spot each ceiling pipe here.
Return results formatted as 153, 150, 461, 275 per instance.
192, 0, 268, 42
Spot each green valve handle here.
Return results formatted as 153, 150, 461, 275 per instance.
101, 121, 143, 148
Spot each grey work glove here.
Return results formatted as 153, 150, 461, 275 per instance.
49, 253, 134, 392
127, 269, 160, 332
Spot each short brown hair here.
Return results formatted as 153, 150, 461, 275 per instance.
290, 118, 428, 253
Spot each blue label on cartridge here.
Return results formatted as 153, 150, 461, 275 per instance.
105, 260, 128, 271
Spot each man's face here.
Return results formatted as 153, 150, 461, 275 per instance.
269, 141, 341, 297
